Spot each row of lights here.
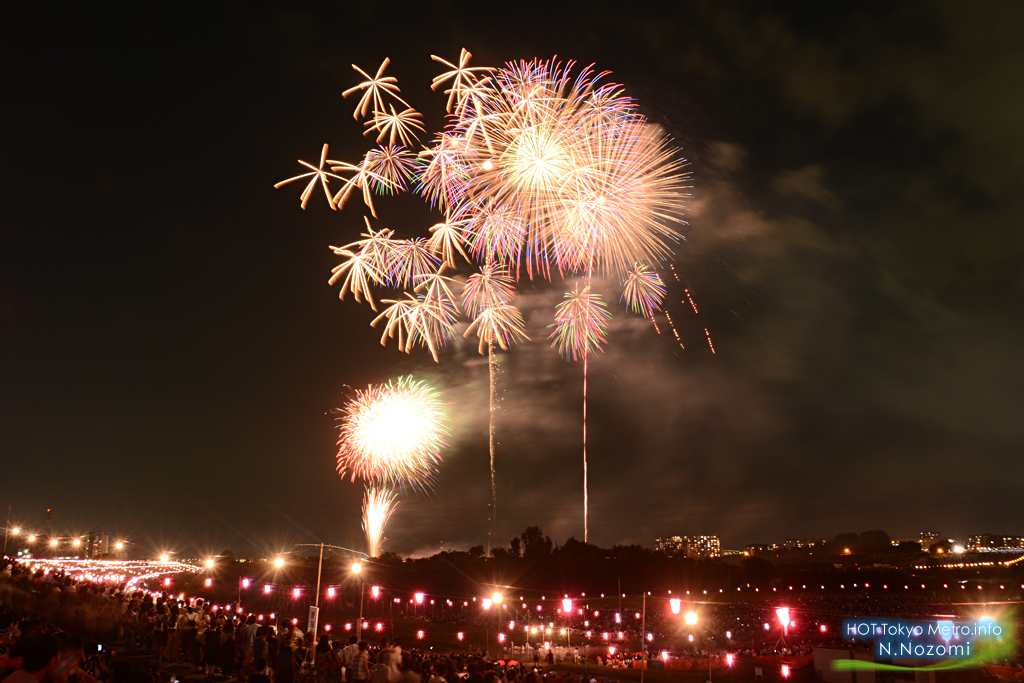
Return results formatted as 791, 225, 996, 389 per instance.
8, 529, 127, 551
42, 558, 801, 677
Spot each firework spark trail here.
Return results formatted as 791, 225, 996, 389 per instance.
583, 354, 589, 543
547, 279, 610, 542
335, 376, 449, 489
685, 288, 699, 314
362, 486, 398, 558
662, 310, 685, 349
488, 341, 496, 553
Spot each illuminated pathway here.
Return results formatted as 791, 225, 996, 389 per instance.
19, 558, 201, 590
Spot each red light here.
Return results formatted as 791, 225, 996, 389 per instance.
417, 630, 424, 639
205, 578, 212, 587
241, 578, 250, 588
371, 586, 380, 598
327, 587, 335, 598
457, 632, 464, 641
325, 624, 331, 631
820, 624, 828, 633
562, 598, 572, 612
726, 654, 734, 667
264, 585, 272, 594
782, 665, 790, 678
415, 592, 424, 604
293, 588, 301, 598
164, 578, 171, 586
292, 618, 298, 625
670, 598, 681, 614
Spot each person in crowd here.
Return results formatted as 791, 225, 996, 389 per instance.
220, 620, 237, 679
201, 618, 220, 679
276, 634, 295, 683
1, 633, 59, 683
341, 635, 359, 683
250, 657, 271, 683
349, 642, 371, 683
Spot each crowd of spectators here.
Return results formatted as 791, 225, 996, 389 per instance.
4, 558, 1023, 681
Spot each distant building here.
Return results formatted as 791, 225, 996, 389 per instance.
967, 534, 1024, 551
745, 543, 778, 557
656, 535, 721, 558
86, 531, 109, 558
783, 538, 826, 550
45, 532, 109, 560
919, 531, 941, 548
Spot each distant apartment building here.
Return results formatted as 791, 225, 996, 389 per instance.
745, 543, 778, 556
967, 534, 1024, 551
919, 531, 941, 548
783, 538, 826, 550
44, 532, 109, 559
86, 531, 109, 558
656, 535, 721, 558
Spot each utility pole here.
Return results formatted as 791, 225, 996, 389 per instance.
3, 501, 10, 556
640, 592, 646, 683
310, 543, 324, 666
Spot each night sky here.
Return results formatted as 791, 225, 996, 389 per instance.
3, 2, 1023, 559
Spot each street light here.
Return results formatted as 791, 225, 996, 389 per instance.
274, 557, 284, 568
160, 553, 170, 562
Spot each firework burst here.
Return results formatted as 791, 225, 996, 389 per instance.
362, 486, 398, 558
548, 284, 612, 361
622, 265, 667, 318
282, 51, 692, 546
335, 376, 449, 489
